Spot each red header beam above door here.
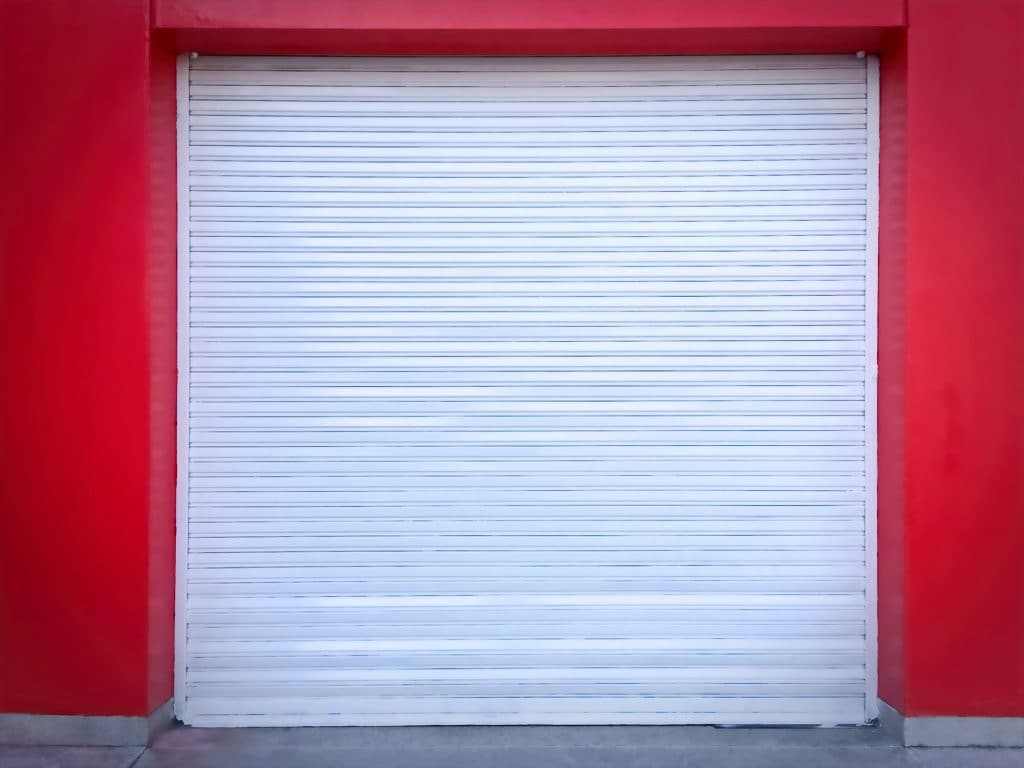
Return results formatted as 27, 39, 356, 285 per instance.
152, 0, 906, 32
152, 0, 906, 56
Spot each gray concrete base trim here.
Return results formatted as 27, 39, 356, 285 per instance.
0, 698, 175, 746
146, 699, 176, 742
879, 699, 1024, 747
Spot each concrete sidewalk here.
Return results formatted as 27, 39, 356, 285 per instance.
3, 725, 1023, 767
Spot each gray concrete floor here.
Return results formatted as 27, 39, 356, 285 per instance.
3, 725, 1023, 767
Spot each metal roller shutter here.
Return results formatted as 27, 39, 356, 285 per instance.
176, 55, 878, 726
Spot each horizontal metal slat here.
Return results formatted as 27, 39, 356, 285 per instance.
186, 501, 866, 517
188, 653, 864, 672
187, 516, 865, 537
187, 578, 868, 598
189, 366, 866, 384
191, 275, 865, 291
190, 256, 869, 270
189, 328, 867, 345
185, 635, 865, 653
188, 483, 867, 498
190, 157, 868, 176
188, 589, 866, 607
189, 358, 867, 373
189, 382, 865, 398
191, 188, 867, 206
188, 664, 865, 687
189, 204, 867, 222
182, 680, 867, 711
185, 564, 867, 583
190, 172, 868, 191
189, 237, 868, 254
188, 143, 867, 163
188, 605, 869, 626
189, 128, 867, 148
190, 430, 869, 449
189, 65, 865, 85
189, 97, 866, 117
186, 537, 865, 556
189, 339, 866, 357
187, 632, 868, 650
189, 80, 867, 99
190, 308, 867, 326
186, 503, 865, 519
194, 411, 855, 428
191, 301, 866, 317
188, 443, 868, 461
191, 55, 863, 71
188, 400, 865, 419
189, 112, 867, 132
190, 222, 866, 238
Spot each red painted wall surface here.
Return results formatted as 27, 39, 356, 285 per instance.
0, 0, 174, 716
1, 0, 1022, 720
147, 29, 179, 715
900, 0, 1024, 716
876, 32, 908, 715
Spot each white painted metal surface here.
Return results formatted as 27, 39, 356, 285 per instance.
177, 55, 878, 727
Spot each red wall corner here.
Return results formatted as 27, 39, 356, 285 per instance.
876, 29, 908, 715
147, 28, 179, 715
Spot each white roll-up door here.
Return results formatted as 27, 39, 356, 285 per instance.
176, 55, 878, 727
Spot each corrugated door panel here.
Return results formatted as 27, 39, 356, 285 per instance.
179, 55, 875, 726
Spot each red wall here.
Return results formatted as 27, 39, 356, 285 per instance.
0, 0, 150, 715
0, 0, 174, 717
0, 0, 1022, 720
900, 0, 1024, 716
877, 32, 908, 715
147, 29, 179, 715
